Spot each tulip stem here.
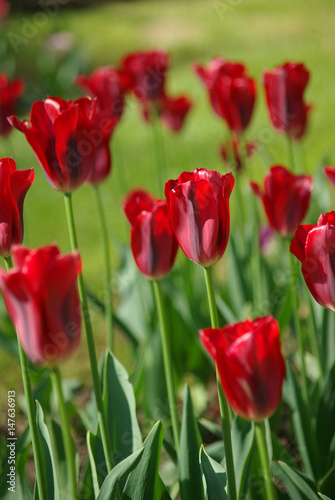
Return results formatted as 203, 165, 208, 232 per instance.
92, 185, 114, 351
51, 367, 77, 499
288, 245, 309, 406
64, 193, 113, 472
286, 135, 296, 172
4, 256, 47, 500
203, 266, 237, 500
152, 280, 180, 454
255, 421, 277, 500
152, 109, 166, 195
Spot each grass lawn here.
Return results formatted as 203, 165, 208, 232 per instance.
0, 0, 334, 406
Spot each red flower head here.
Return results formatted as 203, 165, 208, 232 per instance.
8, 97, 97, 193
250, 165, 312, 237
324, 166, 335, 189
194, 58, 256, 134
220, 137, 257, 173
0, 158, 34, 257
75, 66, 127, 121
122, 189, 178, 280
0, 245, 81, 366
199, 316, 285, 422
0, 74, 24, 137
120, 50, 170, 103
263, 62, 310, 139
160, 94, 192, 132
290, 212, 335, 311
0, 1, 9, 23
165, 168, 234, 267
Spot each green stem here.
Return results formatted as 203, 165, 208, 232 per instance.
51, 367, 77, 499
288, 243, 309, 406
152, 280, 180, 453
152, 109, 166, 195
64, 193, 113, 472
203, 267, 237, 500
255, 421, 277, 500
4, 256, 47, 500
93, 185, 114, 351
250, 196, 264, 314
286, 135, 296, 172
306, 293, 324, 383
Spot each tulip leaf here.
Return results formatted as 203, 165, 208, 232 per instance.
103, 350, 142, 465
230, 417, 255, 500
49, 418, 78, 496
319, 465, 335, 499
199, 445, 227, 499
35, 401, 60, 500
97, 447, 144, 500
272, 461, 322, 500
179, 385, 205, 500
87, 431, 106, 497
122, 421, 171, 500
316, 361, 335, 472
17, 442, 33, 499
321, 308, 335, 375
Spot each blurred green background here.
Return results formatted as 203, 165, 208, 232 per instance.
0, 0, 335, 408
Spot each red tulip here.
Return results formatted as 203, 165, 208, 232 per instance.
0, 74, 24, 137
0, 158, 34, 257
290, 212, 335, 311
263, 62, 310, 139
199, 315, 285, 422
194, 58, 256, 134
120, 50, 169, 104
0, 245, 81, 365
0, 0, 9, 21
8, 96, 97, 193
75, 66, 127, 121
122, 189, 178, 280
160, 95, 192, 132
250, 165, 312, 237
220, 137, 257, 173
324, 166, 335, 189
165, 168, 234, 267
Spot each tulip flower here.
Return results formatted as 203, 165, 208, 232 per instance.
263, 62, 310, 139
0, 245, 81, 365
324, 166, 335, 189
0, 158, 34, 257
199, 315, 285, 422
220, 137, 257, 173
290, 212, 335, 311
0, 0, 9, 22
0, 74, 24, 137
159, 95, 192, 132
123, 189, 178, 280
194, 57, 256, 134
8, 96, 97, 193
250, 165, 312, 237
165, 168, 234, 267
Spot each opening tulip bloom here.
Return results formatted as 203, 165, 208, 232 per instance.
0, 74, 24, 137
199, 316, 285, 422
0, 158, 34, 257
8, 96, 97, 193
194, 57, 256, 134
0, 245, 82, 365
165, 168, 234, 267
263, 62, 311, 139
123, 189, 178, 280
290, 212, 335, 311
250, 165, 312, 237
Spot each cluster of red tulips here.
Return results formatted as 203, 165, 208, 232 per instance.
1, 48, 335, 500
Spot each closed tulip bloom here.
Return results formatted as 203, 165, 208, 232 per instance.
160, 95, 192, 132
0, 74, 24, 137
165, 168, 234, 267
194, 58, 256, 134
263, 62, 310, 139
199, 316, 285, 422
8, 96, 97, 193
250, 165, 312, 237
0, 0, 10, 22
123, 189, 178, 280
324, 166, 335, 189
0, 158, 34, 257
0, 245, 81, 365
290, 212, 335, 311
120, 50, 170, 103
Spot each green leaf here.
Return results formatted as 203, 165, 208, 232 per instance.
272, 462, 304, 500
17, 442, 33, 499
230, 417, 255, 500
316, 362, 335, 471
35, 401, 60, 500
200, 445, 227, 500
103, 351, 142, 465
122, 421, 171, 500
319, 465, 335, 499
273, 461, 321, 500
49, 418, 78, 495
97, 448, 144, 500
87, 431, 106, 497
179, 385, 205, 500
